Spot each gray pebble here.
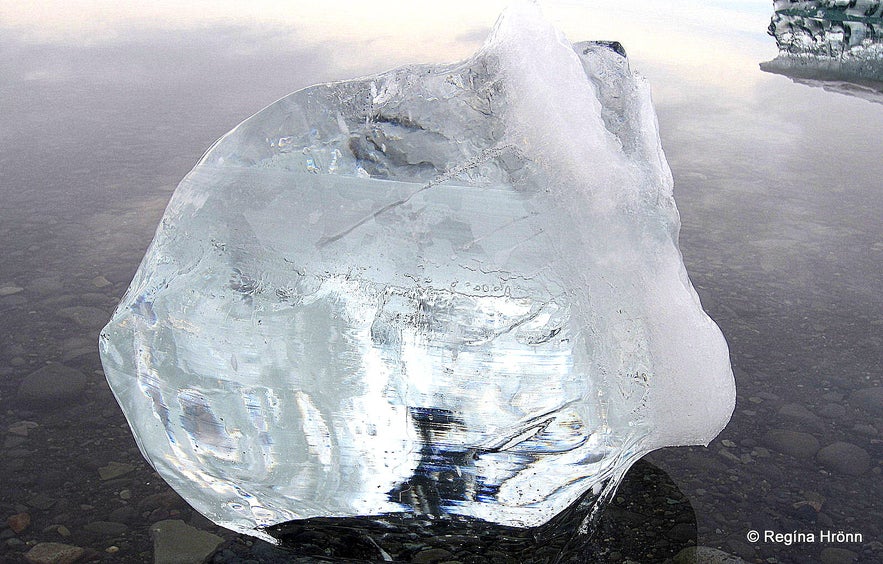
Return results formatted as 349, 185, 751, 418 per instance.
777, 403, 824, 429
851, 423, 877, 437
91, 275, 112, 288
17, 364, 87, 407
23, 542, 85, 563
816, 441, 870, 476
83, 520, 129, 537
0, 285, 24, 296
150, 519, 223, 564
673, 546, 746, 563
57, 305, 109, 329
818, 403, 847, 420
819, 547, 859, 564
98, 462, 135, 481
849, 387, 883, 416
28, 277, 64, 295
762, 429, 820, 459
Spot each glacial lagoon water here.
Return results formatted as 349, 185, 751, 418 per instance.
1, 2, 881, 563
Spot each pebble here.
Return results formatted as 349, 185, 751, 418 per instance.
819, 547, 859, 564
139, 491, 188, 512
718, 448, 742, 464
673, 546, 746, 563
91, 275, 112, 288
817, 403, 847, 420
108, 506, 137, 524
4, 436, 27, 449
725, 539, 756, 560
762, 429, 820, 459
852, 423, 877, 437
7, 512, 31, 533
816, 441, 870, 476
56, 305, 109, 329
777, 403, 824, 429
24, 542, 86, 564
83, 520, 129, 537
7, 420, 39, 437
27, 277, 64, 295
0, 285, 24, 296
150, 519, 223, 564
98, 462, 135, 481
28, 493, 57, 510
17, 364, 87, 407
821, 391, 843, 402
849, 387, 883, 416
119, 489, 132, 500
666, 522, 696, 542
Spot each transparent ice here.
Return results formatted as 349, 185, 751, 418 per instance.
100, 4, 735, 542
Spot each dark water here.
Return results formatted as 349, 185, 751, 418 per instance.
1, 3, 881, 563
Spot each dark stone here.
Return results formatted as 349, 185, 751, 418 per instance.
23, 542, 86, 564
82, 520, 128, 537
817, 403, 847, 420
673, 546, 746, 563
16, 364, 87, 407
108, 505, 138, 524
762, 429, 820, 459
819, 547, 859, 564
149, 520, 223, 564
849, 387, 883, 416
816, 442, 870, 476
790, 503, 818, 523
725, 539, 756, 560
666, 522, 696, 542
139, 491, 189, 512
777, 403, 824, 429
57, 306, 109, 329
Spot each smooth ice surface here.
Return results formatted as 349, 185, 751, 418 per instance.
762, 1, 883, 100
99, 4, 735, 541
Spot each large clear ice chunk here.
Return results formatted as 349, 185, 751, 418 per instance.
99, 4, 735, 542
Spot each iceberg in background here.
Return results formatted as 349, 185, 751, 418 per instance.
99, 3, 735, 542
761, 0, 883, 102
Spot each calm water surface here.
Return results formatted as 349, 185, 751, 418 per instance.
1, 2, 880, 562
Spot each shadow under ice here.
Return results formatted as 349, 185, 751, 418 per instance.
254, 459, 697, 563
